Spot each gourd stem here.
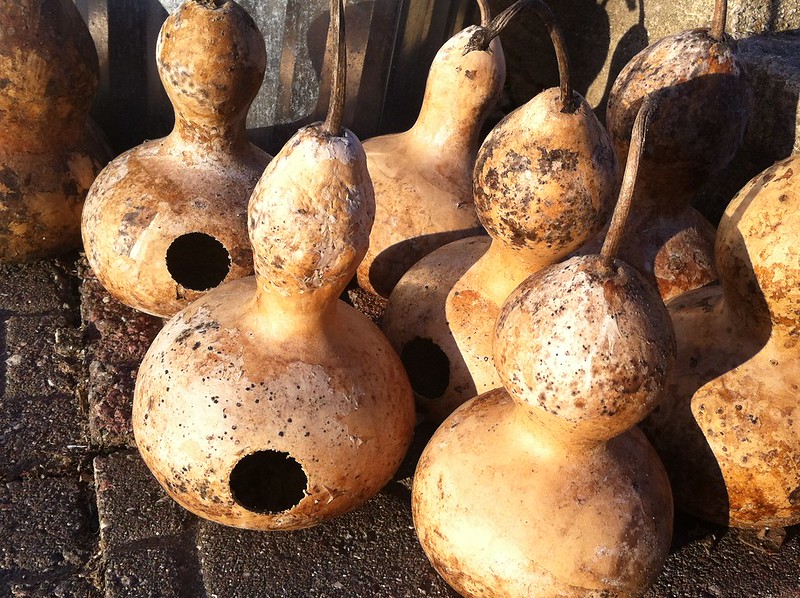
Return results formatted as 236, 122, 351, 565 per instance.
476, 0, 491, 27
465, 0, 573, 112
710, 0, 727, 41
600, 94, 657, 262
323, 0, 346, 136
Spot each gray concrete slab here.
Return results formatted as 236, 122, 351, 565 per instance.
0, 477, 98, 598
79, 260, 162, 449
5, 315, 81, 400
0, 259, 78, 316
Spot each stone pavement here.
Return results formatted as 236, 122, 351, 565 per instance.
1, 254, 800, 598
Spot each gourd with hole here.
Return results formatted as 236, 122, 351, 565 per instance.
82, 0, 270, 318
603, 0, 750, 300
382, 0, 617, 422
642, 154, 800, 529
354, 0, 505, 298
132, 0, 415, 530
0, 0, 112, 262
413, 98, 674, 598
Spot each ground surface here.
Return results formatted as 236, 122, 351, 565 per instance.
1, 254, 799, 597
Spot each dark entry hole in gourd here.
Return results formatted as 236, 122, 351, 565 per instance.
230, 450, 307, 513
166, 232, 231, 291
401, 337, 450, 400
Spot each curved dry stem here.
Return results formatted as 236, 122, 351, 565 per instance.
465, 0, 574, 111
195, 0, 224, 8
710, 0, 728, 41
323, 0, 346, 136
476, 0, 491, 27
600, 94, 658, 262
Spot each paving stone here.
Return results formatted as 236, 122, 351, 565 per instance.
0, 575, 96, 598
646, 514, 800, 598
0, 477, 99, 597
103, 541, 205, 598
4, 315, 82, 400
0, 257, 78, 317
85, 361, 139, 449
94, 452, 203, 598
79, 258, 162, 448
94, 452, 194, 548
0, 391, 90, 481
197, 483, 457, 598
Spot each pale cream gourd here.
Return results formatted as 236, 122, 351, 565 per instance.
0, 0, 112, 262
82, 0, 270, 318
354, 0, 505, 298
602, 0, 750, 300
382, 0, 617, 422
132, 0, 415, 530
642, 154, 800, 529
413, 98, 673, 598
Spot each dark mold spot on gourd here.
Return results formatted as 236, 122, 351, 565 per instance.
0, 167, 22, 202
229, 450, 307, 513
401, 337, 450, 400
166, 231, 231, 291
537, 148, 579, 174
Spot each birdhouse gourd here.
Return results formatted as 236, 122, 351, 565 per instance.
413, 98, 674, 598
354, 0, 505, 298
604, 0, 750, 300
132, 0, 415, 530
0, 0, 112, 262
642, 154, 800, 528
383, 0, 617, 422
82, 0, 270, 318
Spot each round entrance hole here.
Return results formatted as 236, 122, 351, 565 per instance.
166, 232, 231, 291
400, 337, 450, 400
229, 450, 307, 513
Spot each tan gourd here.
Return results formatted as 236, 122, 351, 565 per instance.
382, 0, 617, 422
354, 0, 505, 298
0, 0, 112, 262
82, 0, 270, 318
642, 154, 800, 529
132, 0, 415, 531
603, 0, 750, 300
413, 97, 674, 598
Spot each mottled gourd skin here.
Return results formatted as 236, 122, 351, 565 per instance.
133, 125, 415, 531
474, 89, 617, 260
0, 0, 112, 262
383, 88, 617, 422
608, 29, 749, 201
82, 0, 270, 318
356, 27, 506, 298
413, 255, 675, 597
604, 28, 751, 300
643, 155, 800, 528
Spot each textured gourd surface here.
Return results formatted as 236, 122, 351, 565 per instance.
643, 155, 800, 528
0, 0, 111, 261
81, 0, 269, 317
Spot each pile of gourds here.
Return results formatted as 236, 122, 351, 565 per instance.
2, 0, 797, 595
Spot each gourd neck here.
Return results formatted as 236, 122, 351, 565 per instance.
170, 113, 252, 156
513, 406, 602, 454
253, 284, 341, 338
409, 96, 486, 158
472, 238, 557, 305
